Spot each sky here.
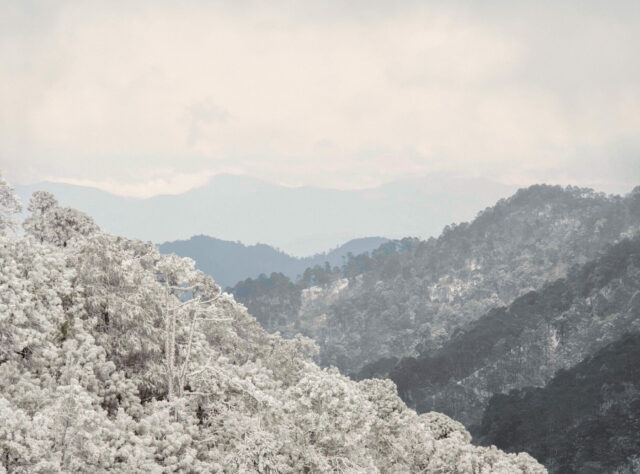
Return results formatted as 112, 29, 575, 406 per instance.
1, 0, 639, 197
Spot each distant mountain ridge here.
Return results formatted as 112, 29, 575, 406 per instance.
158, 235, 388, 288
14, 173, 518, 255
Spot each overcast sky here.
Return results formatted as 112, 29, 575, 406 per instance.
1, 0, 639, 197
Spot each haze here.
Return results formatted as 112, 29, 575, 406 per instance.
1, 0, 639, 197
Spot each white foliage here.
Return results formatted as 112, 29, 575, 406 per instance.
0, 182, 546, 473
0, 173, 22, 234
23, 191, 99, 247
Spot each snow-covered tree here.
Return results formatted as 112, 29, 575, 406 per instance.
23, 191, 98, 246
0, 172, 22, 234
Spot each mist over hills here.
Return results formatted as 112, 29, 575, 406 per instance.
14, 173, 518, 256
158, 235, 388, 288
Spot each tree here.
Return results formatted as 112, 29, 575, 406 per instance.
156, 254, 223, 405
23, 191, 98, 246
0, 173, 22, 234
0, 235, 69, 366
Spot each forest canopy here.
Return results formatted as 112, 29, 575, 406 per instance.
0, 177, 545, 472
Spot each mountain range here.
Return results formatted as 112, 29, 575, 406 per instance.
11, 174, 640, 472
232, 184, 640, 375
225, 183, 640, 472
0, 183, 543, 472
158, 235, 388, 288
14, 174, 518, 256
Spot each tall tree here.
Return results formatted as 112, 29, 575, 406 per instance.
0, 172, 22, 234
23, 191, 98, 246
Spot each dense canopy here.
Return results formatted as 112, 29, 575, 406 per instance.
0, 179, 544, 472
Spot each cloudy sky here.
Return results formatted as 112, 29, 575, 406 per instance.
1, 0, 639, 197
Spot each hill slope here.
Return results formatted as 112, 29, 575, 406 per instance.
384, 236, 640, 428
479, 333, 640, 473
229, 239, 416, 336
158, 235, 388, 288
234, 185, 640, 374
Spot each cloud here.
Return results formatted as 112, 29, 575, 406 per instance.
1, 1, 639, 195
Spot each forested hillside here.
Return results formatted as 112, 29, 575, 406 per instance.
479, 333, 640, 473
233, 185, 640, 374
0, 177, 545, 472
230, 239, 415, 337
383, 236, 640, 428
158, 235, 388, 288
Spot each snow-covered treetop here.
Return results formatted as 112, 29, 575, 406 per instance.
0, 172, 22, 234
23, 190, 98, 247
